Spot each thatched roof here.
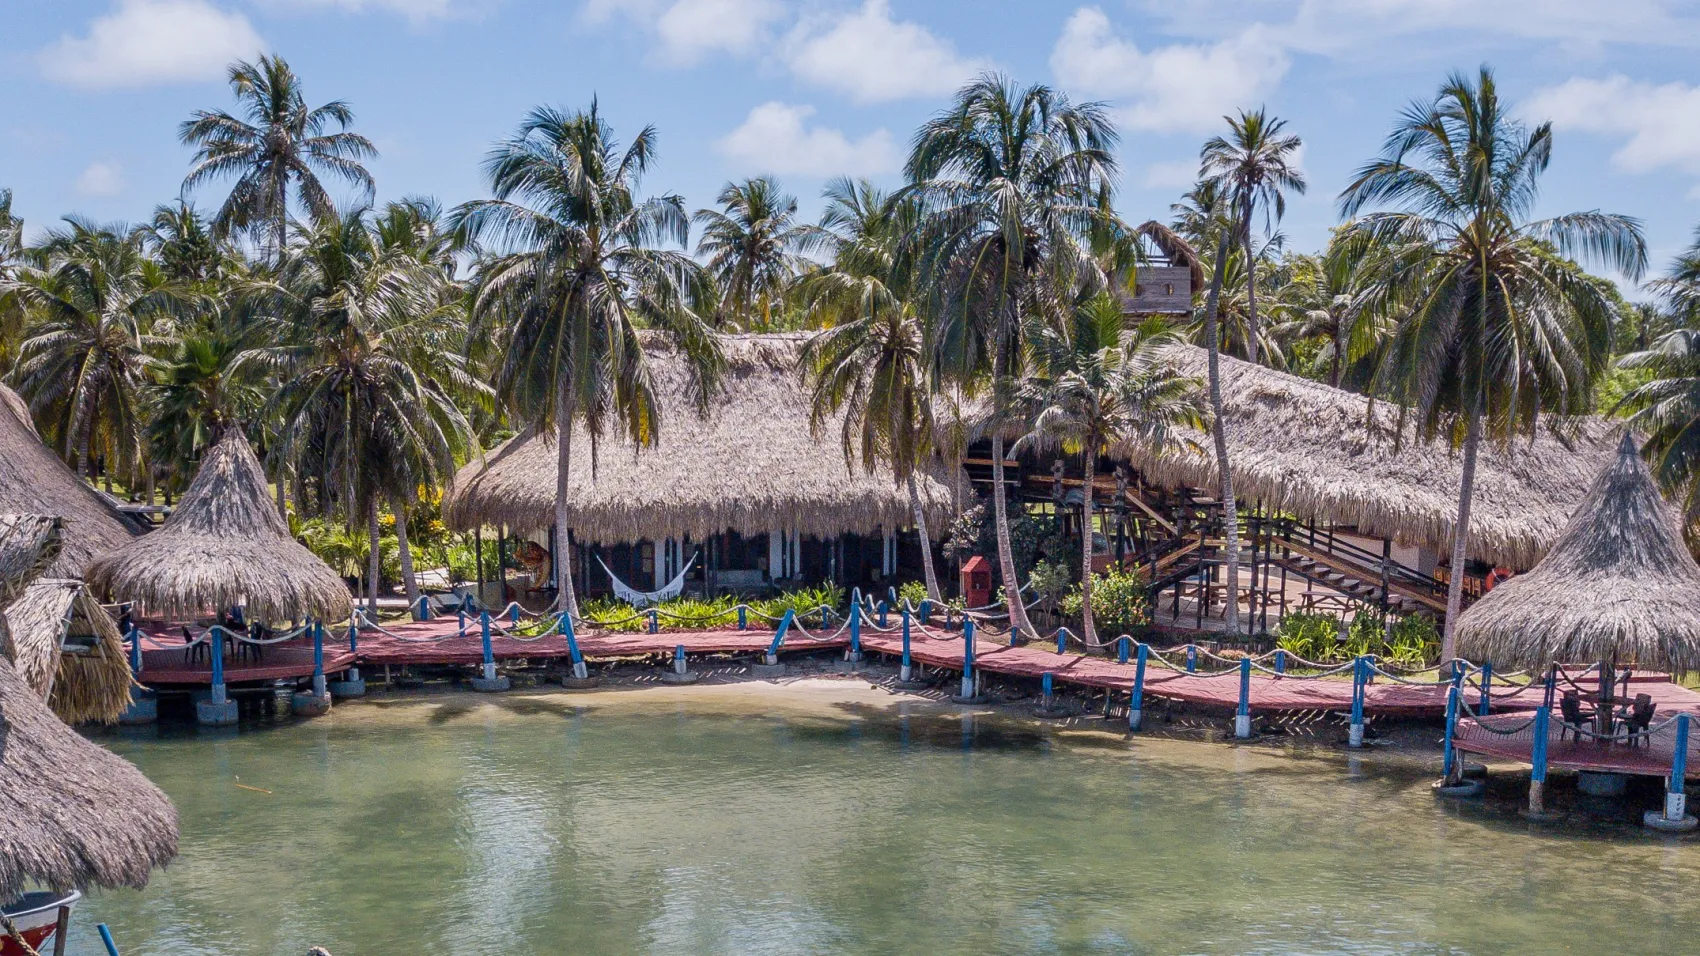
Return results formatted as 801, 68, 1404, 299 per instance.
0, 654, 178, 900
4, 580, 132, 725
1454, 433, 1700, 673
87, 430, 354, 623
1136, 347, 1619, 569
443, 334, 953, 542
0, 384, 136, 577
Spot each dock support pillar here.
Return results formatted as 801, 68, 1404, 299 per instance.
1477, 661, 1492, 717
893, 606, 928, 689
753, 609, 793, 675
1186, 644, 1197, 674
294, 620, 334, 715
1234, 657, 1252, 739
1035, 671, 1068, 719
846, 590, 864, 664
1647, 713, 1699, 831
119, 685, 157, 725
1117, 636, 1129, 665
1055, 628, 1068, 655
559, 612, 592, 684
471, 610, 509, 691
1128, 643, 1147, 732
662, 643, 701, 684
1521, 706, 1562, 822
1348, 656, 1366, 748
196, 626, 238, 726
953, 620, 979, 702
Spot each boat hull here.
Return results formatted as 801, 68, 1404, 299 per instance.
1, 890, 79, 956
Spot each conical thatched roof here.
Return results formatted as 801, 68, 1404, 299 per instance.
0, 384, 136, 577
1454, 433, 1700, 673
0, 654, 178, 900
4, 580, 132, 725
1141, 347, 1618, 568
87, 430, 354, 623
443, 334, 953, 543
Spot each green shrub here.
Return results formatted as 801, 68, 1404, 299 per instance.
1059, 567, 1152, 637
1274, 611, 1342, 662
897, 580, 929, 609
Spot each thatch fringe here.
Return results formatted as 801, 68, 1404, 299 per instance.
444, 334, 953, 542
1455, 433, 1700, 674
0, 384, 136, 577
4, 579, 133, 725
87, 430, 354, 623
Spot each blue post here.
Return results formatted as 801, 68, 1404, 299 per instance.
479, 611, 496, 681
674, 643, 687, 676
1235, 657, 1252, 738
918, 600, 930, 625
416, 595, 430, 621
210, 625, 226, 704
1275, 649, 1286, 675
1442, 684, 1460, 782
346, 612, 358, 654
1010, 625, 1021, 648
737, 605, 747, 630
1349, 656, 1366, 748
1055, 628, 1068, 655
128, 626, 142, 674
458, 606, 467, 634
765, 609, 793, 665
509, 603, 520, 627
1665, 714, 1693, 822
848, 598, 863, 662
959, 619, 976, 699
97, 923, 122, 956
1129, 643, 1148, 731
648, 608, 659, 634
1042, 671, 1054, 707
1478, 661, 1493, 717
560, 611, 587, 680
1186, 644, 1197, 673
878, 600, 888, 628
900, 606, 914, 681
311, 620, 325, 697
1528, 705, 1552, 816
1117, 636, 1130, 664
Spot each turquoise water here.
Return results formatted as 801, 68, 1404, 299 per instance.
66, 684, 1700, 955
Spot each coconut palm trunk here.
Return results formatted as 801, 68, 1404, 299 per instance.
1440, 400, 1482, 661
366, 496, 381, 617
1242, 205, 1261, 366
1079, 448, 1098, 645
554, 386, 582, 620
906, 474, 942, 602
392, 492, 421, 611
1202, 229, 1243, 634
989, 433, 1034, 632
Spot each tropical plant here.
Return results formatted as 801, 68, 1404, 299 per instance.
180, 55, 376, 260
801, 177, 942, 600
1269, 234, 1393, 390
1012, 294, 1205, 643
1617, 329, 1700, 518
453, 102, 724, 618
906, 74, 1122, 635
244, 208, 483, 614
146, 328, 262, 495
1338, 67, 1646, 659
693, 176, 817, 329
142, 201, 230, 288
1060, 565, 1151, 638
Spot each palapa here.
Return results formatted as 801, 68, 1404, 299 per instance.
87, 430, 354, 623
1454, 433, 1700, 675
0, 384, 136, 577
443, 334, 953, 542
4, 580, 132, 725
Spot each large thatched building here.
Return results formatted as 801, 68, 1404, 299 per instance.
0, 384, 136, 577
1454, 433, 1700, 674
87, 430, 354, 623
445, 334, 953, 598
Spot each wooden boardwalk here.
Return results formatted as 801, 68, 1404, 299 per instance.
1454, 714, 1698, 777
132, 617, 1700, 724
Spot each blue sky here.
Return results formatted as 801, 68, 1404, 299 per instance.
7, 0, 1700, 291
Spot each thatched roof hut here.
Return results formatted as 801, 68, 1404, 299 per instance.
5, 580, 132, 726
0, 384, 136, 577
87, 430, 354, 623
443, 334, 953, 542
1139, 347, 1619, 569
0, 654, 178, 900
1454, 433, 1700, 674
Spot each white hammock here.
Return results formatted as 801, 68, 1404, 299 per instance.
597, 551, 697, 608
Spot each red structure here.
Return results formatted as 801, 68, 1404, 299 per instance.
960, 555, 992, 609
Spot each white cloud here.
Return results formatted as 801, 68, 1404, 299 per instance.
1051, 7, 1288, 133
74, 162, 125, 198
655, 0, 784, 65
1524, 75, 1700, 180
784, 0, 990, 103
716, 102, 898, 176
262, 0, 489, 23
38, 0, 264, 90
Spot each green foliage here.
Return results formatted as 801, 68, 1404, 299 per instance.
580, 582, 848, 633
1059, 566, 1151, 636
1274, 611, 1344, 662
897, 580, 929, 608
1026, 559, 1072, 611
1273, 609, 1439, 665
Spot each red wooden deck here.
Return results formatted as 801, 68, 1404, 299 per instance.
131, 616, 1700, 725
1453, 714, 1698, 778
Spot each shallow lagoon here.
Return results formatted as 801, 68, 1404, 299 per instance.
69, 681, 1700, 955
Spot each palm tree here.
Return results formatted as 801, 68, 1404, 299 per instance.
245, 209, 483, 615
0, 189, 25, 366
693, 177, 817, 330
453, 102, 723, 619
7, 219, 180, 483
907, 74, 1121, 634
1269, 235, 1390, 390
147, 327, 261, 498
180, 55, 376, 261
1339, 67, 1645, 659
801, 178, 943, 601
1617, 329, 1700, 519
1013, 295, 1205, 643
142, 201, 230, 287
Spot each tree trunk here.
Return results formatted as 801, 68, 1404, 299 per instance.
1242, 205, 1261, 366
1331, 321, 1344, 388
1079, 449, 1098, 645
275, 467, 288, 521
1440, 402, 1483, 662
990, 434, 1034, 633
554, 387, 582, 619
366, 496, 382, 618
1203, 229, 1243, 635
392, 491, 421, 610
907, 474, 942, 602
